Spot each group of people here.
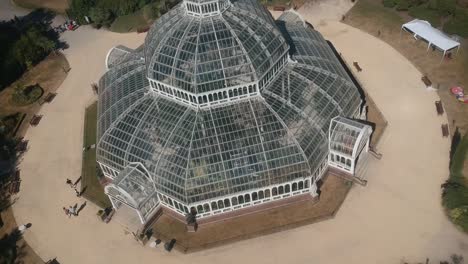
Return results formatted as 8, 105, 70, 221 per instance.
62, 177, 86, 218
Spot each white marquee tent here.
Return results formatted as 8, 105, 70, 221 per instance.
401, 19, 460, 58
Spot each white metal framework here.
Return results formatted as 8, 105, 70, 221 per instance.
328, 116, 372, 175
401, 19, 461, 59
96, 6, 367, 227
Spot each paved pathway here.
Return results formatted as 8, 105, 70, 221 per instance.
4, 1, 468, 263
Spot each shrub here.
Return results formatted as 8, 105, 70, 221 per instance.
67, 0, 96, 24
89, 7, 113, 27
444, 8, 468, 37
396, 0, 410, 10
383, 0, 397, 8
11, 84, 43, 106
442, 132, 468, 233
143, 3, 160, 20
409, 4, 442, 26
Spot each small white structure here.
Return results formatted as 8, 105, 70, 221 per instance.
401, 19, 460, 58
328, 117, 372, 176
104, 163, 160, 224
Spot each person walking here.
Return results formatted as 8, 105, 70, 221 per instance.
68, 206, 76, 216
74, 188, 81, 197
63, 207, 71, 218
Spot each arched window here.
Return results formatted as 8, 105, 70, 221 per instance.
265, 189, 271, 198
244, 194, 250, 203
197, 204, 204, 213
224, 198, 230, 207
203, 203, 210, 212
285, 184, 290, 193
213, 93, 218, 101
258, 190, 264, 199
223, 91, 227, 98
238, 195, 244, 204
208, 94, 213, 102
305, 180, 309, 188
218, 200, 224, 209
248, 85, 253, 93
168, 198, 173, 206
232, 196, 238, 205
184, 206, 189, 214
243, 87, 247, 94
292, 182, 298, 191
174, 201, 179, 210
162, 196, 168, 204
229, 89, 233, 98
341, 156, 346, 164
203, 95, 207, 103
211, 201, 218, 210
252, 192, 258, 201
272, 187, 278, 196
299, 181, 304, 190
278, 186, 284, 195
233, 89, 238, 96
346, 159, 351, 167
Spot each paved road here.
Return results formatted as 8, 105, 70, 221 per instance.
4, 1, 468, 263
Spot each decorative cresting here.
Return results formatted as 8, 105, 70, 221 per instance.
184, 0, 231, 17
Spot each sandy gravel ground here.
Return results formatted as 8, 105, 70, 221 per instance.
4, 0, 468, 263
0, 0, 28, 19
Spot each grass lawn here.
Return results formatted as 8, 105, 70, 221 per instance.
0, 52, 69, 138
110, 8, 149, 33
443, 132, 468, 233
12, 0, 68, 13
346, 0, 404, 29
81, 102, 111, 209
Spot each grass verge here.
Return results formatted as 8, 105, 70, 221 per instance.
81, 102, 111, 209
110, 8, 149, 33
443, 132, 468, 233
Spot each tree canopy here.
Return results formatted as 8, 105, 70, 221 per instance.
0, 10, 59, 91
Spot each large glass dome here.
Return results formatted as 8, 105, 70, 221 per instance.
145, 0, 288, 94
97, 1, 362, 219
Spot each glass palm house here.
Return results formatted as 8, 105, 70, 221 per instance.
97, 0, 372, 226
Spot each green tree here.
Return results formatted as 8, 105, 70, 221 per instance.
13, 27, 55, 69
90, 7, 113, 27
143, 3, 160, 20
67, 0, 96, 24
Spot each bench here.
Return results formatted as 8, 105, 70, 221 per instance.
30, 115, 43, 126
435, 100, 444, 115
422, 76, 432, 87
441, 124, 449, 137
43, 92, 57, 103
353, 62, 362, 72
